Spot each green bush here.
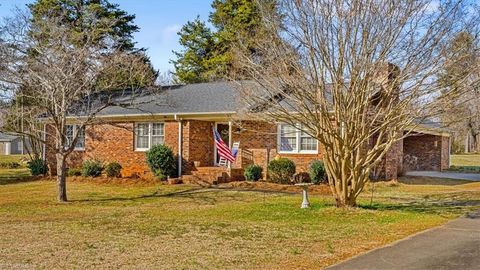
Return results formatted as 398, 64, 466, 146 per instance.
309, 160, 326, 184
67, 167, 82, 177
0, 161, 21, 169
105, 162, 122, 178
244, 164, 263, 181
81, 159, 104, 177
267, 158, 296, 184
27, 158, 48, 176
146, 144, 176, 180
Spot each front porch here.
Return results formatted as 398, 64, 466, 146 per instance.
179, 119, 246, 184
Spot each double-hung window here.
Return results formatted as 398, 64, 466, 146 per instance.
65, 125, 85, 150
135, 122, 165, 151
278, 123, 318, 154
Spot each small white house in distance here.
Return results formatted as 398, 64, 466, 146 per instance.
0, 132, 25, 155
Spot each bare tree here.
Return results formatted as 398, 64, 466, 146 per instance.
438, 31, 480, 153
234, 0, 479, 207
0, 10, 156, 202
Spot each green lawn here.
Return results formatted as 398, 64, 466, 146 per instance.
0, 154, 29, 163
450, 154, 480, 173
451, 154, 480, 166
0, 155, 30, 184
0, 174, 479, 269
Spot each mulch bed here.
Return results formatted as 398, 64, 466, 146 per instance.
36, 175, 332, 194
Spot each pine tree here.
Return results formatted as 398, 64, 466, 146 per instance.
28, 0, 158, 88
171, 18, 215, 83
172, 0, 277, 83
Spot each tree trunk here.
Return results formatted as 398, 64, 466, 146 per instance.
325, 168, 361, 208
56, 153, 68, 202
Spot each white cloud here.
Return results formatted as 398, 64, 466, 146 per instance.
160, 24, 181, 43
424, 0, 439, 13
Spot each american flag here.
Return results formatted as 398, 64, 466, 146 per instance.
213, 128, 236, 162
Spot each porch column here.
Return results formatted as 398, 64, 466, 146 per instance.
176, 117, 183, 177
5, 142, 11, 155
228, 121, 232, 168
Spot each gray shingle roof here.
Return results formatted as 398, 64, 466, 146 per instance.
0, 132, 19, 142
95, 81, 242, 116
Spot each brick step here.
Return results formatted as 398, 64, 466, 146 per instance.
194, 167, 229, 173
182, 175, 222, 185
182, 175, 214, 186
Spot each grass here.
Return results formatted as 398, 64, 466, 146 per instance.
449, 154, 480, 173
0, 174, 479, 269
0, 155, 30, 185
0, 154, 29, 163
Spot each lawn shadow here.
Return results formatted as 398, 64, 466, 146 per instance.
70, 186, 264, 205
359, 199, 480, 215
398, 176, 473, 186
465, 210, 480, 219
0, 176, 40, 185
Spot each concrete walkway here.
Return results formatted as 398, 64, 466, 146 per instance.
405, 171, 480, 181
326, 210, 480, 270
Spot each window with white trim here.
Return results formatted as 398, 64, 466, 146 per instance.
278, 124, 318, 153
134, 122, 165, 150
65, 125, 85, 150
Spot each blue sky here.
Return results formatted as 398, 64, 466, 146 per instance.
0, 0, 213, 74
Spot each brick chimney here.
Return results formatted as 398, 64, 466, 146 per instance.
371, 62, 401, 107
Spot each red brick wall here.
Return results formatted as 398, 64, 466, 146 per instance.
441, 136, 450, 170
45, 119, 449, 179
231, 121, 322, 178
46, 121, 179, 177
181, 120, 215, 172
403, 133, 449, 171
375, 139, 403, 180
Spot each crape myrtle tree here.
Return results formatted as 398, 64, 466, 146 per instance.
0, 9, 156, 202
234, 0, 479, 207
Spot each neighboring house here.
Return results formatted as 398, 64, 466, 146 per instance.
0, 132, 25, 155
43, 82, 450, 183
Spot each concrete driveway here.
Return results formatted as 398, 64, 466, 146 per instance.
326, 210, 480, 270
405, 171, 480, 181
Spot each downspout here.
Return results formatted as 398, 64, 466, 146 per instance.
175, 114, 182, 178
448, 135, 451, 169
42, 124, 47, 161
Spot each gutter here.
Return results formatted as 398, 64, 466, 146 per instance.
174, 114, 182, 178
64, 111, 237, 120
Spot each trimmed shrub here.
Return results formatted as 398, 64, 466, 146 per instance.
105, 162, 122, 178
146, 144, 176, 180
67, 167, 82, 177
27, 158, 48, 176
267, 158, 296, 184
309, 160, 326, 184
0, 161, 21, 169
244, 164, 263, 181
81, 160, 104, 177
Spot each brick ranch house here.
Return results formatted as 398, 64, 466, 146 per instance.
43, 82, 451, 183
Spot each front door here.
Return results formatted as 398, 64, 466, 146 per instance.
214, 123, 231, 165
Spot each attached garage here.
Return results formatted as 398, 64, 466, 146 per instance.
403, 132, 450, 172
